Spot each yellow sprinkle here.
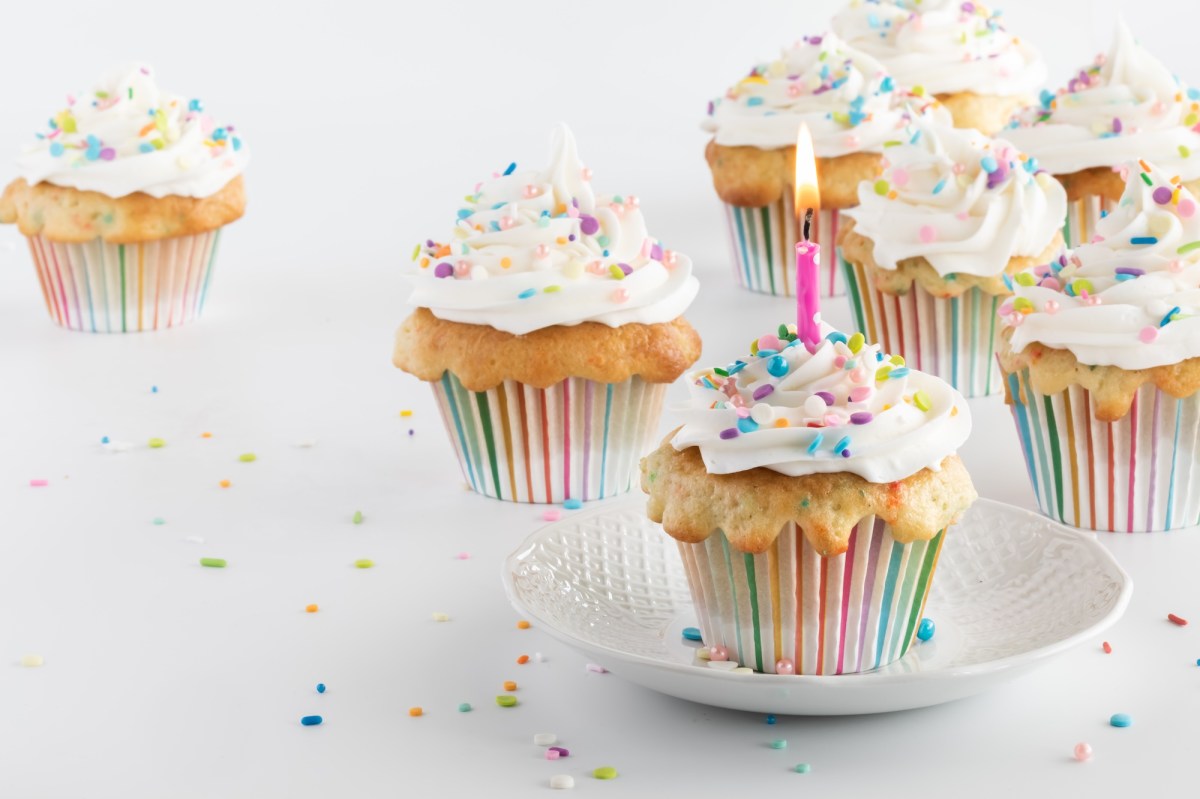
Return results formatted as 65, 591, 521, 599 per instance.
1187, 113, 1198, 127
544, 285, 561, 293
503, 680, 517, 691
608, 264, 626, 280
420, 257, 430, 268
847, 332, 865, 354
432, 612, 450, 622
148, 437, 166, 448
555, 236, 567, 245
913, 390, 933, 412
876, 365, 893, 381
238, 453, 256, 463
739, 75, 769, 86
500, 257, 512, 269
20, 654, 44, 668
912, 85, 925, 97
201, 432, 213, 439
219, 479, 232, 488
882, 403, 892, 411
411, 244, 420, 261
952, 406, 959, 416
400, 409, 413, 417
354, 559, 375, 569
889, 355, 905, 367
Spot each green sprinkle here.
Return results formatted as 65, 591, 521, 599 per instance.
593, 767, 618, 780
496, 695, 518, 707
1071, 278, 1095, 295
352, 510, 363, 525
238, 453, 256, 463
458, 703, 472, 712
890, 355, 905, 366
873, 179, 890, 195
770, 739, 788, 750
875, 365, 893, 381
800, 498, 810, 508
1181, 145, 1192, 159
411, 244, 420, 261
1012, 297, 1034, 312
95, 90, 109, 99
1140, 172, 1153, 186
200, 558, 227, 568
543, 285, 561, 293
882, 140, 902, 148
777, 323, 789, 338
847, 332, 865, 354
913, 390, 933, 412
713, 367, 729, 377
608, 264, 626, 280
794, 763, 812, 774
152, 517, 166, 525
1177, 241, 1200, 255
1014, 272, 1036, 287
354, 559, 375, 569
148, 437, 166, 448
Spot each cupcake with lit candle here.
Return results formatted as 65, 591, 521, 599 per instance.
0, 64, 247, 332
1005, 21, 1200, 247
395, 124, 702, 504
832, 0, 1045, 135
641, 322, 976, 675
998, 159, 1200, 532
704, 31, 947, 298
839, 119, 1065, 396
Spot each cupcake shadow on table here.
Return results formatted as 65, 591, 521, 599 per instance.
394, 124, 702, 504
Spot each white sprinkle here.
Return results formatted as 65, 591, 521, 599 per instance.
105, 440, 134, 453
295, 439, 318, 448
534, 733, 558, 746
732, 666, 754, 673
550, 775, 575, 790
707, 660, 741, 671
184, 535, 205, 545
534, 652, 545, 662
432, 612, 450, 622
20, 654, 44, 668
697, 647, 712, 660
585, 663, 608, 674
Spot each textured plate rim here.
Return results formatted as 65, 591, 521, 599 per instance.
502, 497, 1133, 691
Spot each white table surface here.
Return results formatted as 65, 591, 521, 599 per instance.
2, 2, 1198, 796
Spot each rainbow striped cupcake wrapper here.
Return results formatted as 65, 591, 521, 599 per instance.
843, 253, 1003, 397
1063, 193, 1114, 248
27, 232, 222, 333
679, 517, 944, 675
1005, 368, 1200, 533
723, 196, 845, 298
431, 373, 665, 504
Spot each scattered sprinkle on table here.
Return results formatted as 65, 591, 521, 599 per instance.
201, 432, 213, 439
766, 714, 777, 725
534, 733, 557, 746
352, 510, 364, 524
152, 517, 166, 525
219, 480, 232, 488
199, 558, 227, 568
546, 750, 560, 760
432, 612, 450, 622
563, 498, 582, 510
517, 620, 531, 630
1168, 613, 1189, 626
354, 559, 374, 569
1110, 713, 1132, 728
549, 775, 574, 790
586, 663, 608, 674
516, 654, 530, 665
300, 715, 322, 726
592, 767, 618, 780
496, 695, 518, 707
409, 707, 423, 717
917, 618, 936, 641
306, 604, 319, 613
101, 436, 109, 444
1074, 742, 1092, 761
542, 509, 562, 522
794, 763, 812, 774
458, 703, 472, 712
503, 681, 517, 691
682, 626, 702, 641
400, 409, 413, 417
549, 747, 569, 758
456, 552, 470, 560
316, 683, 326, 694
184, 535, 205, 545
1102, 641, 1112, 654
151, 386, 159, 393
29, 479, 48, 487
148, 438, 166, 448
20, 654, 44, 668
770, 739, 787, 750
238, 453, 256, 463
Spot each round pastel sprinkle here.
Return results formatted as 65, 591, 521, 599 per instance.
354, 558, 375, 569
563, 498, 582, 510
850, 412, 873, 425
592, 767, 618, 780
1139, 327, 1159, 343
873, 179, 889, 196
534, 733, 558, 746
1074, 742, 1093, 762
980, 155, 999, 173
148, 437, 166, 449
549, 775, 574, 790
1153, 186, 1174, 205
766, 714, 778, 724
518, 288, 537, 300
917, 617, 936, 641
20, 654, 44, 668
300, 715, 323, 726
1180, 199, 1196, 218
579, 215, 599, 235
316, 683, 326, 693
433, 262, 454, 279
770, 739, 787, 750
913, 390, 932, 412
549, 746, 569, 758
682, 626, 703, 641
458, 703, 472, 712
152, 517, 165, 525
496, 695, 518, 707
352, 510, 364, 524
794, 763, 812, 774
1109, 713, 1132, 728
238, 453, 256, 463
918, 225, 938, 244
409, 707, 423, 717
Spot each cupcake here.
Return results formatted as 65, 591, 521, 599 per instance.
999, 159, 1200, 533
0, 64, 247, 333
832, 0, 1046, 135
642, 324, 976, 675
703, 31, 946, 298
394, 124, 702, 504
839, 119, 1065, 396
1005, 21, 1200, 247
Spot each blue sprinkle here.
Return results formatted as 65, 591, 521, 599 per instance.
1114, 274, 1134, 282
187, 98, 203, 112
300, 715, 323, 726
101, 436, 110, 444
212, 128, 227, 141
737, 416, 760, 433
767, 356, 789, 377
980, 155, 999, 173
756, 349, 779, 358
517, 288, 537, 299
1024, 156, 1038, 173
833, 436, 851, 455
1001, 273, 1015, 291
49, 142, 65, 157
932, 178, 947, 195
682, 627, 703, 642
880, 76, 894, 92
825, 331, 848, 344
502, 161, 517, 176
728, 360, 747, 375
889, 367, 911, 379
1131, 236, 1158, 245
1189, 88, 1200, 101
848, 111, 866, 126
456, 209, 471, 219
909, 129, 922, 145
1039, 89, 1055, 109
489, 221, 501, 232
917, 618, 936, 642
151, 386, 158, 393
1100, 209, 1109, 219
563, 498, 583, 510
537, 216, 550, 228
1110, 713, 1133, 728
747, 97, 764, 107
806, 433, 823, 454
1161, 306, 1181, 327
766, 714, 777, 725
138, 143, 154, 153
316, 683, 326, 694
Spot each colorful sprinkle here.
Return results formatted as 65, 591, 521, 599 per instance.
300, 716, 323, 726
517, 288, 537, 299
316, 683, 326, 693
199, 558, 226, 568
409, 707, 423, 717
306, 604, 319, 613
1109, 713, 1132, 728
517, 620, 532, 629
354, 559, 375, 569
20, 655, 44, 668
1131, 236, 1158, 245
1074, 743, 1092, 762
496, 695, 518, 707
592, 767, 618, 780
794, 764, 812, 774
917, 618, 936, 641
563, 498, 582, 510
913, 390, 932, 412
1168, 613, 1189, 626
770, 739, 788, 750
458, 703, 472, 712
148, 437, 166, 448
1102, 641, 1112, 654
682, 627, 703, 641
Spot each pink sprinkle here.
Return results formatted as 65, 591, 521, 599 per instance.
456, 552, 471, 560
849, 386, 873, 402
823, 413, 841, 427
1169, 260, 1184, 273
955, 211, 970, 221
952, 162, 966, 175
581, 166, 593, 181
545, 750, 560, 760
1179, 199, 1196, 218
999, 301, 1014, 316
848, 367, 866, 383
787, 83, 802, 98
29, 479, 48, 487
1139, 327, 1159, 343
1041, 277, 1061, 291
758, 335, 783, 352
585, 663, 608, 673
1074, 742, 1093, 762
844, 134, 860, 149
833, 355, 847, 368
611, 288, 630, 304
663, 250, 678, 269
542, 509, 562, 522
1044, 300, 1060, 314
918, 225, 938, 243
891, 167, 909, 187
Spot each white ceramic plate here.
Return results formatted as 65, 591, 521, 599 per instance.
503, 497, 1132, 715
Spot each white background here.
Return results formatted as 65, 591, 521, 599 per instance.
1, 1, 1198, 797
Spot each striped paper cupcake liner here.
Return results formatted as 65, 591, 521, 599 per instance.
1063, 193, 1113, 248
27, 231, 222, 333
843, 253, 1003, 397
679, 517, 944, 675
1005, 368, 1200, 532
431, 373, 666, 504
723, 194, 845, 298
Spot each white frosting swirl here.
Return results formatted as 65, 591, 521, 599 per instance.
832, 0, 1046, 98
702, 31, 947, 154
16, 64, 248, 199
671, 325, 971, 482
408, 124, 698, 335
843, 120, 1065, 277
1004, 21, 1200, 180
1005, 159, 1200, 369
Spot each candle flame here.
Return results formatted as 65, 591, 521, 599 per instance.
793, 123, 820, 214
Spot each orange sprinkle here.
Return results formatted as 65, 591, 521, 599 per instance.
554, 203, 567, 215
201, 432, 213, 439
517, 654, 530, 665
516, 620, 531, 629
219, 480, 231, 488
500, 257, 512, 269
887, 190, 898, 200
138, 122, 156, 136
951, 406, 959, 417
1139, 159, 1152, 173
419, 257, 430, 268
305, 604, 319, 613
503, 680, 517, 691
773, 419, 789, 428
409, 707, 423, 717
1102, 641, 1112, 654
556, 236, 567, 245
434, 244, 451, 258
